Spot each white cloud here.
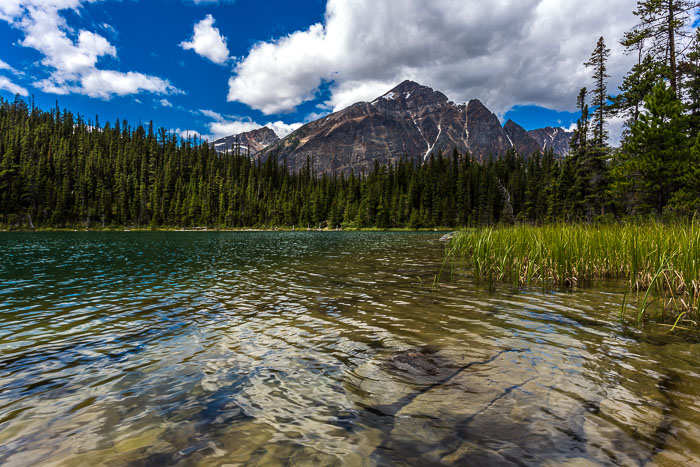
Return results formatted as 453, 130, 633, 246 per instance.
208, 118, 261, 139
267, 120, 303, 138
228, 23, 328, 114
197, 108, 302, 140
228, 0, 640, 118
180, 14, 230, 65
0, 0, 180, 99
0, 58, 21, 75
323, 79, 398, 112
160, 98, 173, 107
200, 108, 224, 121
171, 128, 204, 140
303, 110, 331, 122
0, 75, 29, 96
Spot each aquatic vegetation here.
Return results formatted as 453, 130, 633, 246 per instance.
446, 221, 700, 328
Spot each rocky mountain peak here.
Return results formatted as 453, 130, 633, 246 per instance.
503, 119, 519, 130
467, 98, 489, 111
503, 119, 542, 157
372, 80, 448, 110
527, 126, 573, 155
246, 126, 278, 142
213, 126, 280, 154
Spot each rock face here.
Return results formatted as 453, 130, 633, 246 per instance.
259, 80, 519, 174
213, 127, 279, 154
527, 126, 573, 156
503, 119, 542, 157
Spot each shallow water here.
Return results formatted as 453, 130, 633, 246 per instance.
0, 232, 699, 466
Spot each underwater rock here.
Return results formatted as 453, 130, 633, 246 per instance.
390, 349, 442, 376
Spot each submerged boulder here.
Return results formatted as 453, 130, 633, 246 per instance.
390, 349, 442, 376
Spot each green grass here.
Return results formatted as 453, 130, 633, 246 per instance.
445, 221, 700, 328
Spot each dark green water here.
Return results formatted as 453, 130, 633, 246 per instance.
0, 232, 699, 466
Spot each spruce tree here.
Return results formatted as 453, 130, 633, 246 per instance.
616, 81, 692, 214
585, 37, 611, 148
583, 36, 611, 216
567, 87, 590, 219
685, 28, 700, 136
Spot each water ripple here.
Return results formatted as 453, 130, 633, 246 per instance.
0, 232, 699, 465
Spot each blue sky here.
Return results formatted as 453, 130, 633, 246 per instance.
1, 0, 693, 143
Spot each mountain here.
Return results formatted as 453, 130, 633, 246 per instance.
259, 80, 517, 173
527, 127, 572, 156
254, 80, 572, 173
503, 119, 542, 158
213, 127, 279, 154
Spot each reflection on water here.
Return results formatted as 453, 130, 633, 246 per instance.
0, 232, 699, 465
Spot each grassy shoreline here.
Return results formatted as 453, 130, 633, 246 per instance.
445, 222, 700, 330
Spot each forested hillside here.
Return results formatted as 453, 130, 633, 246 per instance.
1, 95, 696, 230
0, 95, 627, 229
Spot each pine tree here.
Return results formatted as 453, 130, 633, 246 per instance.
667, 131, 700, 216
684, 28, 700, 136
609, 55, 663, 130
585, 37, 611, 148
616, 81, 692, 214
583, 37, 611, 215
567, 88, 590, 219
622, 0, 697, 98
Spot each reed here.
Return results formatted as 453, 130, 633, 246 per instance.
446, 221, 700, 327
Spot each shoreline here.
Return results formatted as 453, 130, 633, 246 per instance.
0, 227, 455, 233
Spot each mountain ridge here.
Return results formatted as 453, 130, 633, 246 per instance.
218, 81, 573, 173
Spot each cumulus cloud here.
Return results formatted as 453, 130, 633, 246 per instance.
180, 14, 230, 64
267, 120, 304, 138
0, 0, 180, 99
160, 98, 173, 107
0, 75, 29, 96
198, 108, 302, 140
228, 0, 640, 117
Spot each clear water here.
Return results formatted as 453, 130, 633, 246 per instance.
0, 232, 699, 466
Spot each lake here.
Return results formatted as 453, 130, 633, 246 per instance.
1, 232, 699, 465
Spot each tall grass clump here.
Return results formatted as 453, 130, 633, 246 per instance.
446, 221, 700, 327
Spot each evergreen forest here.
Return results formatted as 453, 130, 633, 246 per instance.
1, 0, 699, 230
